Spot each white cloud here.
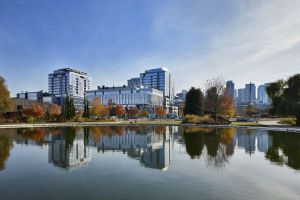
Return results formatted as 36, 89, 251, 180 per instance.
146, 0, 300, 91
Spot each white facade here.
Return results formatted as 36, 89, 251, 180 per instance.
258, 83, 271, 105
48, 68, 91, 98
85, 86, 164, 107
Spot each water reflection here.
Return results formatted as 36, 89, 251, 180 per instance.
0, 126, 300, 171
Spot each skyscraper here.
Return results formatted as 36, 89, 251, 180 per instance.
237, 88, 245, 103
258, 83, 271, 105
226, 80, 235, 99
48, 68, 91, 109
140, 67, 173, 107
244, 83, 256, 103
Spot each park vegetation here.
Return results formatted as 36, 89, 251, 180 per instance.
267, 74, 300, 126
183, 77, 235, 124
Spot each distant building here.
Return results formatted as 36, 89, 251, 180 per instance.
257, 83, 271, 105
244, 83, 256, 103
226, 80, 235, 100
127, 77, 140, 88
140, 67, 173, 108
85, 86, 164, 111
16, 90, 58, 104
48, 68, 91, 109
237, 88, 245, 103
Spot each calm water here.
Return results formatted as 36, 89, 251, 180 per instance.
0, 126, 300, 200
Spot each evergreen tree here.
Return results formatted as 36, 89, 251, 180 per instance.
83, 97, 90, 118
64, 96, 75, 120
184, 87, 205, 116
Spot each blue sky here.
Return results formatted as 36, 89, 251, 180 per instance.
1, 0, 300, 96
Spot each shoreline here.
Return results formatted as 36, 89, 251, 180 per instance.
0, 121, 299, 133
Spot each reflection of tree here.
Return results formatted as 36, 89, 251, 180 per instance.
19, 128, 46, 142
0, 134, 13, 171
154, 126, 166, 135
183, 127, 235, 169
266, 131, 300, 170
64, 127, 76, 149
114, 126, 125, 135
183, 128, 204, 159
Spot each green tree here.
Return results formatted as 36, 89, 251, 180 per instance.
267, 74, 300, 126
0, 76, 12, 115
63, 96, 75, 120
83, 97, 90, 118
184, 87, 205, 116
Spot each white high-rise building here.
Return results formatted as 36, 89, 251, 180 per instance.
139, 67, 173, 108
258, 83, 271, 105
48, 68, 91, 109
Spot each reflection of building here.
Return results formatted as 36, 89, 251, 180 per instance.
48, 131, 91, 170
89, 128, 172, 170
257, 131, 272, 153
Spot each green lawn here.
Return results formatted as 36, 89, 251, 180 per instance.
230, 122, 262, 126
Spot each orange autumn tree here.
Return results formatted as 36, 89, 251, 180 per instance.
91, 97, 102, 118
128, 107, 139, 118
48, 104, 61, 120
154, 106, 166, 119
115, 104, 124, 118
218, 95, 235, 117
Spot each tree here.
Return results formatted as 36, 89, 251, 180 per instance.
184, 87, 205, 116
32, 104, 45, 119
0, 76, 12, 115
108, 98, 115, 116
91, 97, 102, 117
218, 94, 235, 117
128, 107, 139, 118
115, 104, 124, 118
140, 110, 149, 118
205, 87, 219, 119
48, 104, 61, 120
83, 97, 90, 118
154, 106, 166, 119
64, 96, 75, 120
267, 74, 300, 126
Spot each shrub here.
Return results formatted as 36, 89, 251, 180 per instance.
183, 114, 215, 124
27, 116, 35, 123
280, 118, 296, 126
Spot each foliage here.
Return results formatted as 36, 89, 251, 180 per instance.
184, 87, 205, 116
205, 87, 219, 118
23, 103, 45, 120
0, 76, 12, 114
0, 134, 13, 171
218, 95, 235, 117
48, 104, 61, 120
91, 97, 102, 116
154, 106, 166, 118
128, 107, 139, 118
204, 76, 225, 95
279, 118, 296, 126
63, 96, 75, 120
267, 74, 300, 126
140, 110, 149, 118
115, 104, 124, 118
183, 114, 215, 124
83, 97, 90, 118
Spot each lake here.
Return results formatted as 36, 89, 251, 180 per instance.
0, 126, 300, 200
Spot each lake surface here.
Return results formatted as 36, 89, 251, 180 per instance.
0, 126, 300, 200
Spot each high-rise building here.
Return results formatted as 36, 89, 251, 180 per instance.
258, 83, 271, 105
48, 68, 91, 109
139, 67, 173, 108
127, 77, 140, 88
237, 88, 245, 103
244, 83, 256, 103
226, 80, 235, 99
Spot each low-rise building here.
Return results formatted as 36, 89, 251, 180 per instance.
85, 86, 164, 111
